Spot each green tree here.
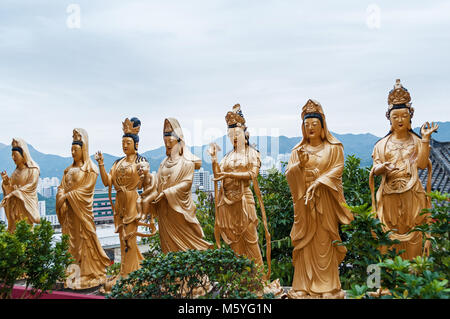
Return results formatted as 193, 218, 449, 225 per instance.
0, 220, 72, 299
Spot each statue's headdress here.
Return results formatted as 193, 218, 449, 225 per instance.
386, 79, 414, 120
122, 117, 141, 150
296, 99, 342, 148
71, 128, 99, 174
11, 138, 40, 170
301, 99, 324, 127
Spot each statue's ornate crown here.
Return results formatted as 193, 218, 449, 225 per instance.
122, 118, 140, 135
11, 139, 20, 148
386, 79, 414, 120
72, 129, 82, 142
388, 79, 411, 106
225, 104, 246, 127
303, 99, 321, 114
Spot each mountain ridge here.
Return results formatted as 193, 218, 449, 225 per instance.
0, 122, 448, 189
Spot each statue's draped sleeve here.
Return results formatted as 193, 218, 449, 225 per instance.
2, 167, 40, 224
287, 143, 353, 253
159, 159, 201, 226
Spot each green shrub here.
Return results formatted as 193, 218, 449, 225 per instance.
411, 191, 449, 274
0, 220, 72, 299
107, 248, 268, 299
378, 255, 449, 299
338, 203, 400, 290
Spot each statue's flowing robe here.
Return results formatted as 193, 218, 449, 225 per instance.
286, 141, 352, 294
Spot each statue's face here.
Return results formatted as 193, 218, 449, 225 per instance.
122, 137, 136, 155
163, 121, 179, 156
227, 126, 245, 149
12, 150, 25, 167
137, 163, 149, 176
71, 144, 83, 162
304, 118, 322, 141
390, 108, 410, 132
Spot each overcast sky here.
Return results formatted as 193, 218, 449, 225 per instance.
1, 1, 449, 157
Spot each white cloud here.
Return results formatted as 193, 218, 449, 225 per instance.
0, 0, 449, 156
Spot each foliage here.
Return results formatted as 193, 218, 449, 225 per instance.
342, 155, 377, 206
411, 191, 449, 275
345, 192, 450, 299
0, 220, 72, 299
106, 262, 121, 277
0, 222, 27, 299
377, 255, 449, 299
107, 248, 268, 299
252, 165, 294, 286
194, 189, 217, 245
338, 203, 400, 290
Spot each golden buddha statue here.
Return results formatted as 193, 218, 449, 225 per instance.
153, 118, 213, 253
1, 138, 40, 233
56, 128, 111, 289
370, 79, 438, 259
95, 117, 148, 285
285, 100, 353, 299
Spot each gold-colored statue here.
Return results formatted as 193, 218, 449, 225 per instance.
0, 138, 40, 233
153, 118, 213, 253
95, 117, 149, 284
56, 128, 111, 289
208, 104, 284, 297
285, 100, 353, 299
208, 104, 267, 268
370, 79, 438, 259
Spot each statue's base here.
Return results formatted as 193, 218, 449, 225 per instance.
287, 288, 346, 299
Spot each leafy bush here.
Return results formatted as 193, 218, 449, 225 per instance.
0, 220, 72, 299
342, 155, 378, 206
338, 203, 400, 290
377, 255, 449, 299
107, 248, 267, 299
253, 165, 294, 286
345, 192, 449, 299
194, 189, 217, 245
412, 191, 449, 274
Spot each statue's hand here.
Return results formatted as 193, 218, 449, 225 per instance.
304, 181, 318, 205
207, 143, 220, 161
296, 147, 309, 168
94, 151, 104, 165
384, 162, 398, 173
0, 170, 10, 185
153, 192, 165, 204
420, 122, 439, 141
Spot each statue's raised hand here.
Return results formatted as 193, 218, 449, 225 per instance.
420, 122, 438, 141
207, 142, 221, 162
0, 170, 10, 185
94, 151, 104, 165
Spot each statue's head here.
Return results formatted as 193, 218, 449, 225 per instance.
122, 117, 141, 155
71, 129, 84, 162
225, 104, 249, 149
11, 139, 25, 167
301, 99, 325, 143
163, 119, 182, 156
137, 161, 150, 176
386, 79, 414, 132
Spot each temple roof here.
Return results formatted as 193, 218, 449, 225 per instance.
419, 139, 450, 194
